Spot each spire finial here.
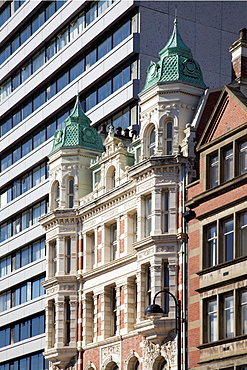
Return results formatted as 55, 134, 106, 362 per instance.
174, 7, 178, 25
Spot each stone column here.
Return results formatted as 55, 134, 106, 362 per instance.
152, 188, 162, 235
70, 235, 77, 275
57, 237, 65, 276
169, 187, 177, 234
78, 233, 83, 274
55, 297, 64, 348
136, 266, 146, 322
70, 298, 77, 347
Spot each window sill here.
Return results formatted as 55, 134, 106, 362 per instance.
197, 254, 247, 276
197, 334, 247, 349
186, 172, 247, 212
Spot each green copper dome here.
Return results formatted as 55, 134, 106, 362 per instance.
51, 95, 104, 152
142, 18, 206, 91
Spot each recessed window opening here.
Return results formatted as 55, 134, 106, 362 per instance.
68, 178, 74, 208
148, 127, 155, 156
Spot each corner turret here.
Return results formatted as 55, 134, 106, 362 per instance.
143, 18, 205, 91
48, 96, 104, 210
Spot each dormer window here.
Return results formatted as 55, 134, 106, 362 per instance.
148, 127, 155, 156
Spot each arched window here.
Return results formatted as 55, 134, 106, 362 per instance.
105, 362, 119, 370
148, 127, 155, 156
158, 359, 167, 370
106, 166, 116, 191
165, 120, 173, 155
51, 181, 60, 209
111, 169, 116, 188
127, 356, 140, 370
134, 360, 140, 370
153, 356, 167, 370
68, 178, 74, 208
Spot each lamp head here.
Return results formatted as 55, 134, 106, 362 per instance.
144, 303, 164, 318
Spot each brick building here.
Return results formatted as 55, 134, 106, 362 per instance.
186, 28, 247, 370
40, 20, 206, 370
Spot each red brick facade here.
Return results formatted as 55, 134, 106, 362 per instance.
186, 84, 247, 369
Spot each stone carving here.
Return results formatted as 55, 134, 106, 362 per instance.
60, 285, 75, 291
143, 331, 177, 369
65, 356, 77, 370
143, 339, 161, 369
156, 246, 175, 252
138, 248, 155, 259
101, 343, 120, 362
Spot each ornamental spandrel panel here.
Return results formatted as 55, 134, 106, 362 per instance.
137, 247, 155, 260
101, 343, 120, 364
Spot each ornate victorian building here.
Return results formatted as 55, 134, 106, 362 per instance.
40, 21, 206, 370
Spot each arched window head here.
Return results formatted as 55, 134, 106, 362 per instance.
105, 362, 119, 370
165, 120, 173, 155
159, 359, 167, 370
127, 357, 140, 370
148, 127, 155, 156
153, 356, 167, 370
68, 178, 74, 208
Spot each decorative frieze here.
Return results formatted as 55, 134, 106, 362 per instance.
138, 247, 155, 260
156, 246, 175, 252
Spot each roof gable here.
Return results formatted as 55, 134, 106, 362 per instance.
197, 86, 247, 149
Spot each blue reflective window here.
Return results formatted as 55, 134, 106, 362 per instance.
1, 118, 12, 136
13, 146, 21, 163
1, 153, 12, 172
57, 71, 69, 92
32, 49, 45, 73
20, 25, 31, 45
86, 3, 97, 26
13, 111, 21, 127
12, 72, 21, 90
98, 80, 111, 103
22, 138, 32, 157
32, 12, 45, 34
86, 90, 97, 111
21, 62, 32, 83
47, 38, 57, 60
22, 101, 32, 120
47, 80, 57, 100
11, 35, 21, 53
45, 2, 55, 20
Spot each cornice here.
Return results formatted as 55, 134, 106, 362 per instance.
185, 173, 247, 212
81, 252, 137, 280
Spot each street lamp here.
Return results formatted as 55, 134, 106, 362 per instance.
144, 289, 181, 370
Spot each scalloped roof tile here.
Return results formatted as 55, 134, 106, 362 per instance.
51, 95, 104, 153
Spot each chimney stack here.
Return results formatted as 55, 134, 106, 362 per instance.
229, 28, 247, 88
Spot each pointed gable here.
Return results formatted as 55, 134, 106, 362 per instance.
197, 86, 247, 149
